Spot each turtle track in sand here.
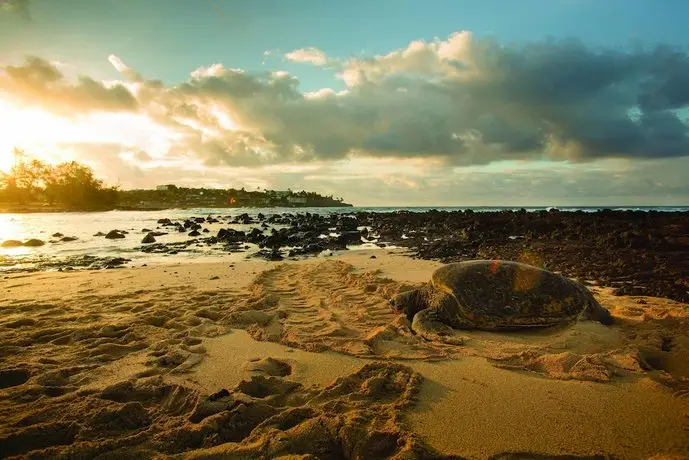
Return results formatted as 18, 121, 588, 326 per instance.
233, 261, 689, 388
233, 261, 457, 360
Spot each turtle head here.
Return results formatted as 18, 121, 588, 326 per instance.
389, 288, 427, 321
583, 297, 614, 326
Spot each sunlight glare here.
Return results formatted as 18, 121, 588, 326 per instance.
0, 97, 184, 173
0, 99, 76, 170
210, 104, 238, 131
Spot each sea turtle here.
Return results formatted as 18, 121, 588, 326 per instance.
389, 260, 613, 343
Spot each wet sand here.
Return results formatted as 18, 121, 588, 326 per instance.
1, 249, 688, 458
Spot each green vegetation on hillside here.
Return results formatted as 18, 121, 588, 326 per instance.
117, 186, 350, 208
0, 149, 352, 211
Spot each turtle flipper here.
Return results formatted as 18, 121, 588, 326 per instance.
411, 309, 464, 345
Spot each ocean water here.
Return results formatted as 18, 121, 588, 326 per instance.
1, 206, 687, 271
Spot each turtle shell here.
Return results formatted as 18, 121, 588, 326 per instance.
431, 260, 594, 328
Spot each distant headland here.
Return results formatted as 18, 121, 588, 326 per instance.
0, 182, 353, 213
116, 185, 352, 210
0, 150, 352, 212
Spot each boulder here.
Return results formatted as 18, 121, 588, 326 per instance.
217, 228, 245, 242
234, 213, 253, 224
141, 233, 157, 244
336, 231, 363, 245
105, 230, 126, 239
1, 240, 23, 248
246, 228, 265, 244
93, 257, 130, 269
23, 239, 45, 247
60, 236, 78, 242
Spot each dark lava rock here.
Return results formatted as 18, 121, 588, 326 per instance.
142, 233, 157, 244
247, 228, 265, 243
60, 236, 78, 242
188, 230, 201, 237
337, 231, 363, 245
157, 218, 173, 225
338, 216, 359, 231
1, 255, 133, 274
93, 232, 106, 237
351, 208, 689, 304
1, 240, 23, 248
138, 243, 169, 253
233, 213, 254, 225
51, 232, 64, 238
217, 228, 245, 242
23, 239, 45, 247
260, 231, 288, 249
93, 257, 130, 269
105, 230, 126, 239
255, 248, 284, 261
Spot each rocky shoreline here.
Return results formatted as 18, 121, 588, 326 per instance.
148, 209, 689, 303
3, 209, 689, 303
367, 209, 689, 304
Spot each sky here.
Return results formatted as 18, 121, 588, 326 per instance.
1, 0, 688, 206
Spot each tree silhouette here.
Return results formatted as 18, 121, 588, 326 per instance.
0, 150, 118, 209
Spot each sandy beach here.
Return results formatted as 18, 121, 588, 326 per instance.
1, 248, 688, 459
4, 0, 689, 455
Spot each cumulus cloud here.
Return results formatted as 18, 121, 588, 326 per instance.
3, 32, 689, 176
136, 33, 689, 168
0, 56, 138, 114
284, 47, 329, 66
108, 55, 143, 82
